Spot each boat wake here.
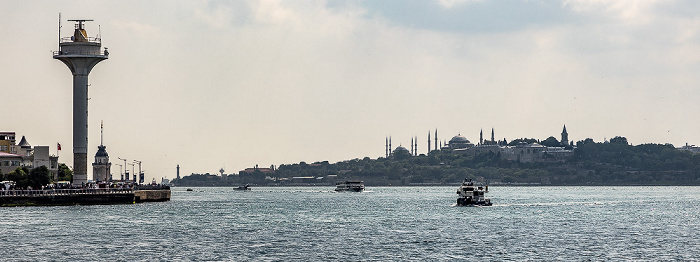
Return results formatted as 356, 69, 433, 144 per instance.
492, 202, 608, 207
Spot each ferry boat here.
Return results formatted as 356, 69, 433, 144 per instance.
335, 181, 364, 192
456, 178, 492, 206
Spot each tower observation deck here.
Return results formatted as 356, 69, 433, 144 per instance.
53, 19, 108, 185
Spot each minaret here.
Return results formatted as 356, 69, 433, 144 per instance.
385, 137, 388, 158
176, 164, 181, 180
428, 131, 431, 153
479, 129, 483, 145
491, 128, 495, 143
389, 136, 392, 157
434, 129, 438, 151
561, 125, 569, 146
410, 137, 414, 156
92, 120, 111, 182
54, 19, 108, 185
414, 136, 418, 156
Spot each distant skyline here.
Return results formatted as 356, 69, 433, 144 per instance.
1, 1, 699, 181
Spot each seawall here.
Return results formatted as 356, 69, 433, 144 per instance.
134, 189, 171, 202
0, 187, 171, 206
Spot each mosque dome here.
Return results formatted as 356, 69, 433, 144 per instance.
448, 134, 473, 149
449, 134, 471, 144
393, 146, 410, 154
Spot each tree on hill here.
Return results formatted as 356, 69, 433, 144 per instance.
508, 138, 538, 146
541, 136, 561, 147
609, 136, 629, 145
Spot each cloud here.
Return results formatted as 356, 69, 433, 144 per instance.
563, 0, 663, 25
2, 0, 700, 180
436, 0, 480, 9
194, 5, 235, 29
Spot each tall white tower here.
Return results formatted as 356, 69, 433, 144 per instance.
53, 19, 108, 185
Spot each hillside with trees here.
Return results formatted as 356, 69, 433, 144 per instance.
173, 137, 700, 186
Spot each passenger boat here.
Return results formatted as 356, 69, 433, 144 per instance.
456, 178, 492, 206
335, 181, 364, 192
233, 184, 251, 191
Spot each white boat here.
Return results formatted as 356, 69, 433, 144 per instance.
456, 178, 492, 206
335, 181, 364, 192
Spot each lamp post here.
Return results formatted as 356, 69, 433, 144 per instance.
128, 163, 135, 184
115, 163, 122, 181
118, 157, 127, 181
133, 160, 142, 184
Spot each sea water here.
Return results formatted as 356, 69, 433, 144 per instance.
1, 186, 699, 261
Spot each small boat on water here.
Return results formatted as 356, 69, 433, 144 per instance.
456, 178, 492, 206
186, 188, 193, 192
233, 184, 251, 191
335, 181, 364, 192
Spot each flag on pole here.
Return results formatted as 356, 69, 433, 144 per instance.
57, 143, 61, 150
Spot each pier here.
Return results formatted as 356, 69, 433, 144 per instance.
0, 186, 170, 206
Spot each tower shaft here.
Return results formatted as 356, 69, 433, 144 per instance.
53, 19, 108, 185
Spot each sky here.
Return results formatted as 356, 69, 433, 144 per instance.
1, 0, 699, 181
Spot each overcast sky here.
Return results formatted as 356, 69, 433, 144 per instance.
1, 0, 699, 181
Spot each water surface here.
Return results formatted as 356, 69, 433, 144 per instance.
1, 186, 698, 261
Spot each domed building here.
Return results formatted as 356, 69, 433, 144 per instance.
446, 134, 474, 149
393, 145, 410, 154
392, 145, 412, 159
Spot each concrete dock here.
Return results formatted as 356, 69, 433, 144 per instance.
0, 186, 170, 206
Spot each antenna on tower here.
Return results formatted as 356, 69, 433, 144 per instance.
58, 13, 61, 49
100, 120, 104, 146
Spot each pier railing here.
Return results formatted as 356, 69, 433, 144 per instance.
0, 188, 133, 197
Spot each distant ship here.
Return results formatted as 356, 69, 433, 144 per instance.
456, 178, 492, 206
335, 181, 365, 192
233, 184, 251, 191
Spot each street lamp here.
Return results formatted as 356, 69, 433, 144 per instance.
118, 157, 127, 181
133, 160, 142, 184
115, 163, 123, 181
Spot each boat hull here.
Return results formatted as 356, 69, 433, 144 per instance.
456, 197, 492, 206
335, 181, 364, 192
335, 187, 364, 192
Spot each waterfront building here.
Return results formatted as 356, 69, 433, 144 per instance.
0, 133, 59, 179
0, 132, 17, 154
0, 152, 23, 175
239, 165, 275, 176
